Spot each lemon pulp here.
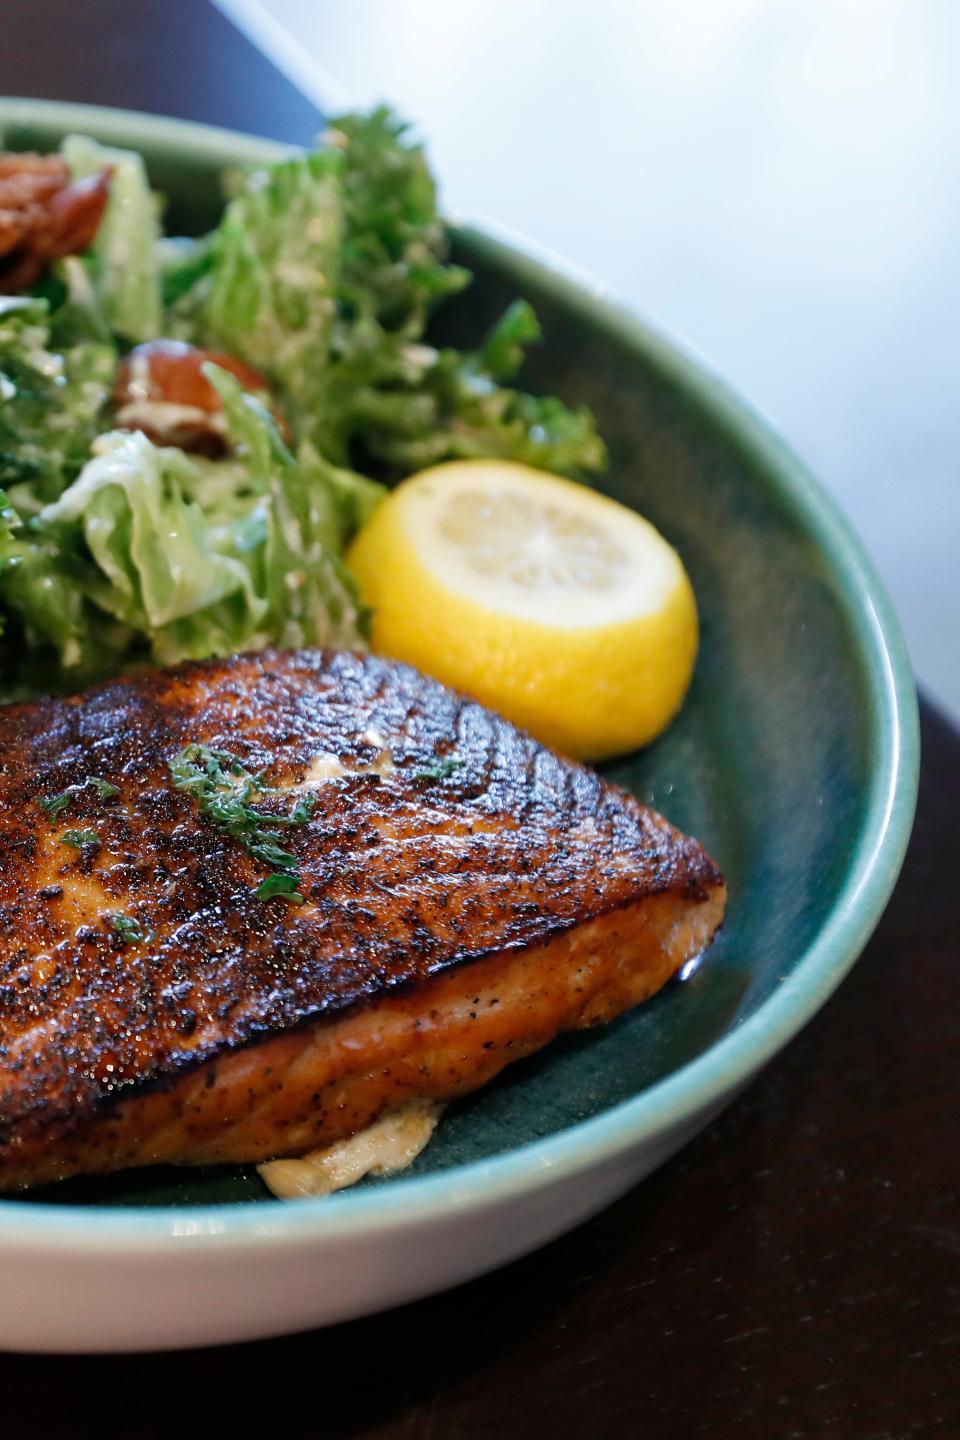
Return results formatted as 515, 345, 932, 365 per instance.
348, 460, 698, 761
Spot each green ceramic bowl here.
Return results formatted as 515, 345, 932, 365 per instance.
0, 101, 918, 1352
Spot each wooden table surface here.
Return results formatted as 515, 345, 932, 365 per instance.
1, 3, 957, 1435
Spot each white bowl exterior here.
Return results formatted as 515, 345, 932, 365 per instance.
0, 1100, 730, 1352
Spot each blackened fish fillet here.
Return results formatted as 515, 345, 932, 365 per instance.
0, 648, 725, 1191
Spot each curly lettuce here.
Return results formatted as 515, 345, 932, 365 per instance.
62, 133, 163, 343
205, 364, 369, 647
177, 108, 604, 482
0, 386, 369, 693
0, 106, 606, 699
180, 149, 342, 423
330, 300, 606, 478
0, 295, 115, 511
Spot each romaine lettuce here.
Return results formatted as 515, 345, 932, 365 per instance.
62, 133, 163, 343
177, 109, 604, 482
39, 430, 267, 664
206, 365, 369, 647
0, 295, 115, 511
186, 149, 342, 421
0, 106, 606, 699
0, 384, 369, 692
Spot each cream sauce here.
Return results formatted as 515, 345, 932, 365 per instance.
258, 1100, 443, 1199
115, 399, 227, 436
302, 736, 397, 786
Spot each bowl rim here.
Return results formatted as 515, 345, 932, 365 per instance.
0, 98, 920, 1252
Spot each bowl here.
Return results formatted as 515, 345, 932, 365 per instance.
0, 99, 919, 1352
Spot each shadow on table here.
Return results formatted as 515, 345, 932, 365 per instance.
0, 1115, 773, 1439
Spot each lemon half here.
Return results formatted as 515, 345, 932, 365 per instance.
348, 460, 698, 761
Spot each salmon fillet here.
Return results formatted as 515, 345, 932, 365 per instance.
0, 648, 725, 1192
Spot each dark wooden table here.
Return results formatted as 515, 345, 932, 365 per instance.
2, 4, 957, 1434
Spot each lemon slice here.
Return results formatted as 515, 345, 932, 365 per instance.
347, 460, 698, 760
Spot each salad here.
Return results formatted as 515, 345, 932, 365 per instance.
0, 108, 605, 699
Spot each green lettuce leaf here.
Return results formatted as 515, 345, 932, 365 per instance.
0, 107, 609, 700
0, 395, 368, 692
0, 490, 20, 638
301, 114, 603, 478
206, 364, 369, 645
175, 108, 602, 484
308, 299, 606, 479
62, 133, 163, 343
158, 234, 214, 311
296, 440, 385, 548
186, 149, 342, 420
30, 254, 113, 347
330, 107, 470, 343
0, 295, 115, 511
36, 430, 267, 668
0, 485, 130, 689
290, 108, 470, 462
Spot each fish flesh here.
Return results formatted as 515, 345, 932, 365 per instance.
0, 648, 725, 1192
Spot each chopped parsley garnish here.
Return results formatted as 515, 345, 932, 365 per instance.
39, 776, 120, 817
39, 789, 73, 818
289, 792, 317, 825
110, 913, 150, 946
413, 756, 465, 783
61, 828, 100, 849
88, 776, 120, 800
254, 872, 305, 904
168, 744, 314, 901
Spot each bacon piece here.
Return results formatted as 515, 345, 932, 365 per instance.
113, 339, 290, 454
0, 153, 110, 292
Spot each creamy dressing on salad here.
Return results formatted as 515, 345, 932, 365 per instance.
115, 399, 227, 436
